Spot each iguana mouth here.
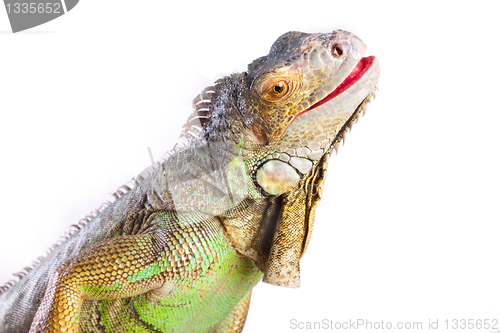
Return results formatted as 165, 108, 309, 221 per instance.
300, 55, 375, 115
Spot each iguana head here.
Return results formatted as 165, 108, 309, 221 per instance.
241, 30, 379, 195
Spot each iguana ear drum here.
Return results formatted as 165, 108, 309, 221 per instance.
256, 160, 300, 195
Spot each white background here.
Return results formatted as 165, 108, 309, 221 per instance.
1, 1, 499, 332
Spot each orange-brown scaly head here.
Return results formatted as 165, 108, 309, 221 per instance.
238, 30, 380, 196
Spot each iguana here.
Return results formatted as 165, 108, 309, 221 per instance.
0, 29, 380, 332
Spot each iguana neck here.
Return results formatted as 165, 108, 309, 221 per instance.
146, 76, 266, 220
203, 73, 253, 145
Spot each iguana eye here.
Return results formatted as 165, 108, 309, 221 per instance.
263, 80, 290, 101
272, 82, 286, 94
257, 74, 300, 103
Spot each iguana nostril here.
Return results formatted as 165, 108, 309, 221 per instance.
331, 44, 344, 58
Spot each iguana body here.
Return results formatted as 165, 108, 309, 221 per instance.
0, 30, 379, 332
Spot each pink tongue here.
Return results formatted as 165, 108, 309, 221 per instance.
335, 57, 371, 95
300, 56, 374, 114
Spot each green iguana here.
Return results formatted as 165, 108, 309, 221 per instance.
0, 29, 379, 333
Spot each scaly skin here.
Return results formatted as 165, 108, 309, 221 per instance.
0, 30, 379, 332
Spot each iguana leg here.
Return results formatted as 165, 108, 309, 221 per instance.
29, 233, 166, 333
29, 210, 223, 333
213, 290, 252, 333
